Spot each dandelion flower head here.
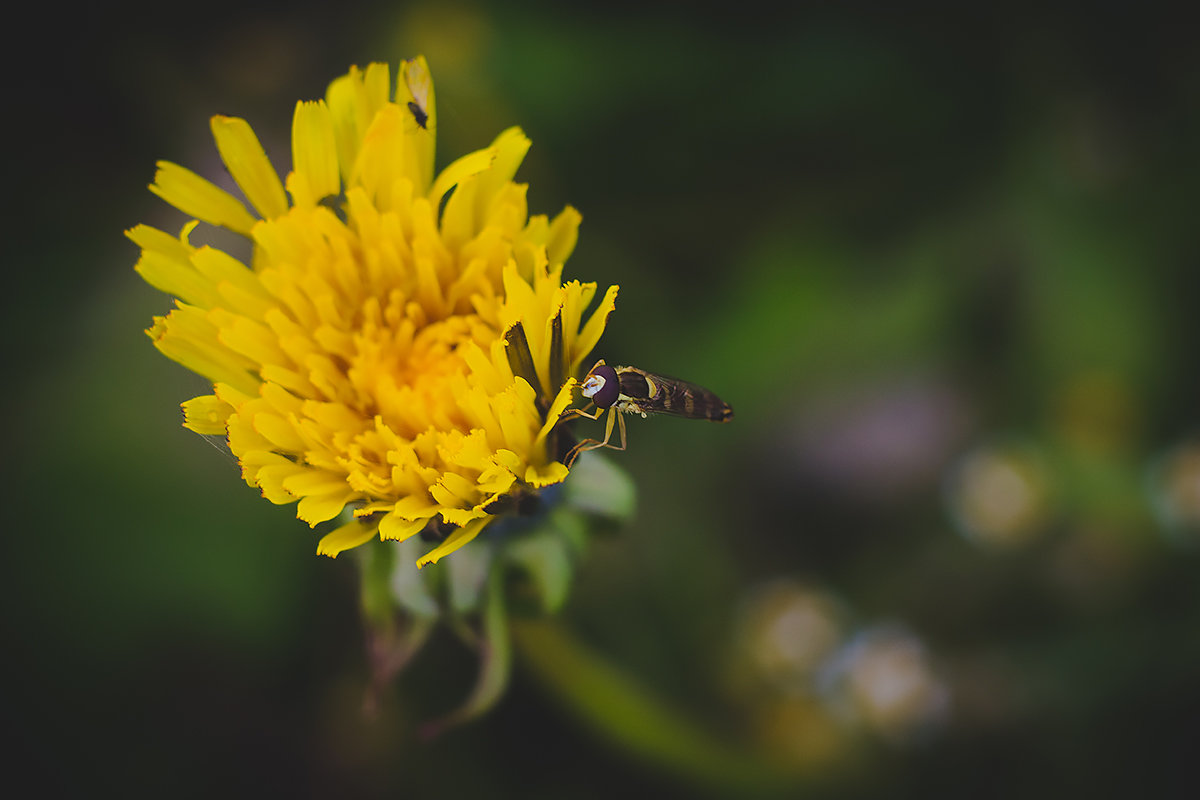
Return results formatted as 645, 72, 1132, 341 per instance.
130, 59, 618, 567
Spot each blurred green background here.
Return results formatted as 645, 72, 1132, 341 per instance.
9, 1, 1200, 796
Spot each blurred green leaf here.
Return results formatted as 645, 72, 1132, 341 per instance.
563, 451, 636, 522
503, 526, 574, 615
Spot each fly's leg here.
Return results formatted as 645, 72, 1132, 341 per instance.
565, 408, 626, 468
557, 403, 603, 424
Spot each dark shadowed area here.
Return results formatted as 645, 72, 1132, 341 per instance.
7, 1, 1200, 797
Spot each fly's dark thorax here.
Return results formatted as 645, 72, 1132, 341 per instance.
617, 368, 653, 400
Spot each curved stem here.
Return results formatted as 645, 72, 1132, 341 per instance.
511, 618, 795, 794
420, 568, 512, 739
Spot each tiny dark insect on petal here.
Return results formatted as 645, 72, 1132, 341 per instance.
407, 101, 429, 129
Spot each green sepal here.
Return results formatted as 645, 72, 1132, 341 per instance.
502, 509, 585, 616
563, 451, 636, 523
357, 536, 397, 627
445, 537, 495, 614
389, 537, 441, 619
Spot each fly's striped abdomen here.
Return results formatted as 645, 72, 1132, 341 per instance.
656, 376, 734, 421
616, 367, 733, 422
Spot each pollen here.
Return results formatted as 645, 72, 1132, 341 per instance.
131, 58, 618, 567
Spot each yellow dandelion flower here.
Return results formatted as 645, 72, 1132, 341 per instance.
131, 58, 618, 567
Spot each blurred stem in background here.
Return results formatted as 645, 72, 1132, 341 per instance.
513, 617, 801, 794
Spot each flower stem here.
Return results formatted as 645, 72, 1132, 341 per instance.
511, 618, 793, 794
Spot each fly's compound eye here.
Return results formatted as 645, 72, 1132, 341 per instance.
581, 364, 621, 409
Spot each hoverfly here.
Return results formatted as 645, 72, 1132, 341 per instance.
560, 360, 733, 467
402, 58, 433, 130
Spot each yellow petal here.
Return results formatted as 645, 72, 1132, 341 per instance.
291, 100, 341, 203
400, 56, 435, 129
316, 519, 378, 558
251, 411, 306, 453
149, 310, 261, 396
181, 394, 233, 435
534, 378, 578, 451
251, 460, 308, 503
298, 491, 356, 526
325, 72, 364, 187
191, 247, 277, 318
525, 461, 569, 487
571, 284, 619, 376
392, 494, 441, 521
134, 249, 220, 310
546, 205, 582, 265
353, 104, 409, 210
379, 512, 428, 542
438, 171, 483, 248
473, 127, 531, 216
476, 468, 517, 495
399, 55, 436, 191
435, 472, 481, 505
189, 246, 259, 296
493, 449, 523, 475
149, 161, 257, 235
429, 146, 497, 208
449, 429, 495, 471
354, 501, 396, 518
217, 315, 290, 370
210, 115, 289, 220
212, 381, 254, 410
440, 506, 488, 527
282, 469, 350, 496
126, 223, 194, 263
417, 518, 490, 568
362, 62, 392, 116
430, 484, 466, 509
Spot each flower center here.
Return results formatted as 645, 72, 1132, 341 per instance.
346, 303, 497, 439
